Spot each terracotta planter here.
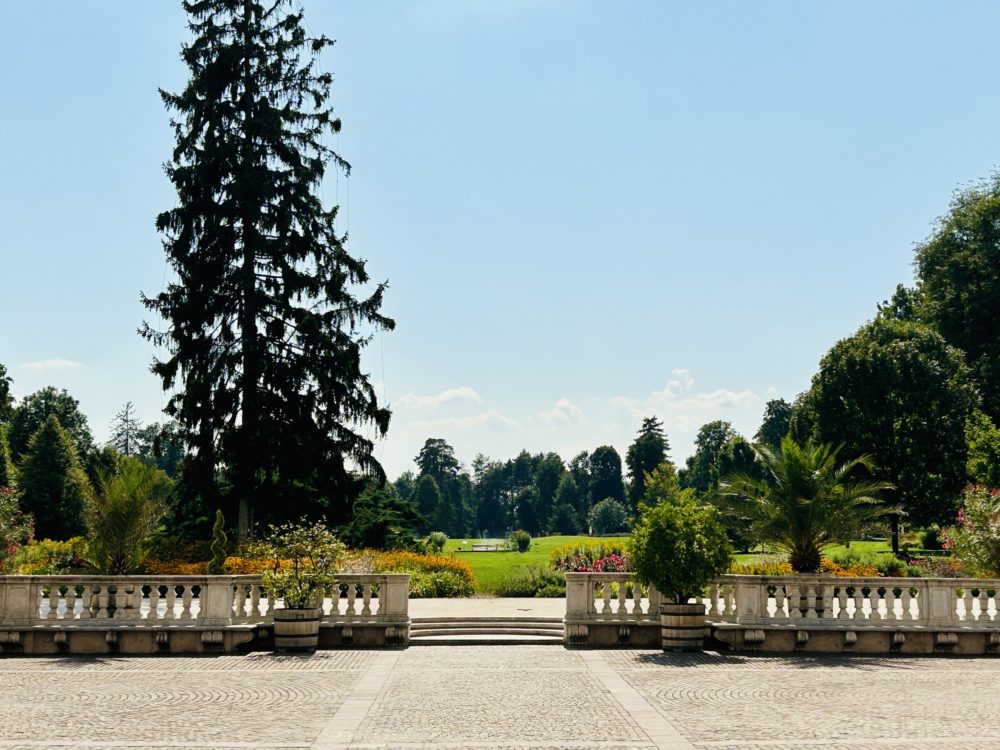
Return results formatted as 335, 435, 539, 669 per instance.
660, 602, 707, 652
273, 607, 321, 653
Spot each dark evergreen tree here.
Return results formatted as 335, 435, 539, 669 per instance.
0, 427, 14, 488
142, 0, 393, 538
17, 415, 92, 539
626, 416, 670, 508
0, 364, 13, 425
514, 486, 540, 534
136, 422, 186, 479
554, 473, 584, 521
109, 401, 142, 457
340, 483, 424, 549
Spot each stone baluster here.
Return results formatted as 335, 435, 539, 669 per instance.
853, 587, 866, 620
962, 588, 974, 622
148, 585, 161, 620
64, 586, 77, 620
246, 584, 260, 621
836, 588, 849, 620
708, 582, 719, 617
47, 586, 60, 620
899, 588, 913, 622
725, 583, 737, 618
164, 586, 177, 620
632, 580, 643, 616
77, 584, 93, 619
615, 579, 627, 616
805, 585, 818, 619
883, 588, 896, 622
868, 588, 881, 621
788, 585, 802, 620
774, 585, 787, 620
122, 585, 138, 620
600, 579, 612, 617
361, 583, 373, 616
261, 584, 274, 617
96, 587, 110, 619
978, 588, 990, 622
180, 586, 193, 619
345, 583, 357, 617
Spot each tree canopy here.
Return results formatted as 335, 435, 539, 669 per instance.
915, 172, 1000, 421
793, 316, 977, 530
8, 387, 94, 462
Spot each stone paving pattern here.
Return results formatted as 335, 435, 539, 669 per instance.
3, 647, 1000, 749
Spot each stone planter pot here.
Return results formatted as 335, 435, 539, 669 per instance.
660, 602, 707, 652
273, 607, 321, 653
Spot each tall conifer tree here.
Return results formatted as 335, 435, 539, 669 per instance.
142, 0, 393, 538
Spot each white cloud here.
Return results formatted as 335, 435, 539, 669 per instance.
538, 398, 586, 427
18, 358, 82, 371
408, 409, 520, 434
394, 386, 482, 409
611, 370, 760, 431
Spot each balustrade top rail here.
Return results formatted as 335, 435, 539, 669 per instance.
565, 572, 1000, 629
0, 573, 409, 628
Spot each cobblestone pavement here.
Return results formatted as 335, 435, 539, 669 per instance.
3, 648, 1000, 749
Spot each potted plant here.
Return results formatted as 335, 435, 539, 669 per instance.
630, 490, 732, 651
262, 519, 345, 653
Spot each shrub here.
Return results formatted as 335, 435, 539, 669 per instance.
425, 531, 448, 554
146, 536, 214, 563
921, 524, 944, 551
509, 529, 531, 553
409, 570, 474, 598
143, 559, 208, 575
374, 550, 476, 589
11, 537, 86, 575
0, 486, 33, 573
588, 498, 629, 534
631, 490, 732, 603
943, 485, 1000, 577
261, 519, 345, 609
550, 540, 630, 572
84, 459, 172, 575
492, 564, 566, 597
728, 559, 793, 576
208, 510, 227, 575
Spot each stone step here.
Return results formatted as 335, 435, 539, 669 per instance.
411, 634, 565, 645
409, 615, 565, 645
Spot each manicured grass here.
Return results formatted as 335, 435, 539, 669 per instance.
443, 536, 897, 593
443, 535, 628, 593
732, 540, 894, 565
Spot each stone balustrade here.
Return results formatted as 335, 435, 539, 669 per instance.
0, 573, 409, 654
564, 572, 1000, 653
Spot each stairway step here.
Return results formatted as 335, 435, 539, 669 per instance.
411, 627, 562, 637
411, 616, 564, 624
410, 633, 564, 645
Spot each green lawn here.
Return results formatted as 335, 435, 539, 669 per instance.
443, 535, 628, 593
732, 539, 894, 565
443, 536, 896, 593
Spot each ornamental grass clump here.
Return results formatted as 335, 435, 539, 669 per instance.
261, 519, 345, 609
630, 489, 732, 603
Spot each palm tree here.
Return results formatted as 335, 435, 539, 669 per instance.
719, 437, 895, 573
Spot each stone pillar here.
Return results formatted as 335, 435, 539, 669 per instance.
201, 577, 237, 626
0, 577, 37, 625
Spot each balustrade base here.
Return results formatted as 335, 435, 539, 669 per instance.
711, 623, 1000, 655
563, 620, 660, 648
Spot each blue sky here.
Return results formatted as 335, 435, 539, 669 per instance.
2, 1, 999, 478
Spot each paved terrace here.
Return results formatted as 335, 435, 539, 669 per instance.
2, 646, 1000, 749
